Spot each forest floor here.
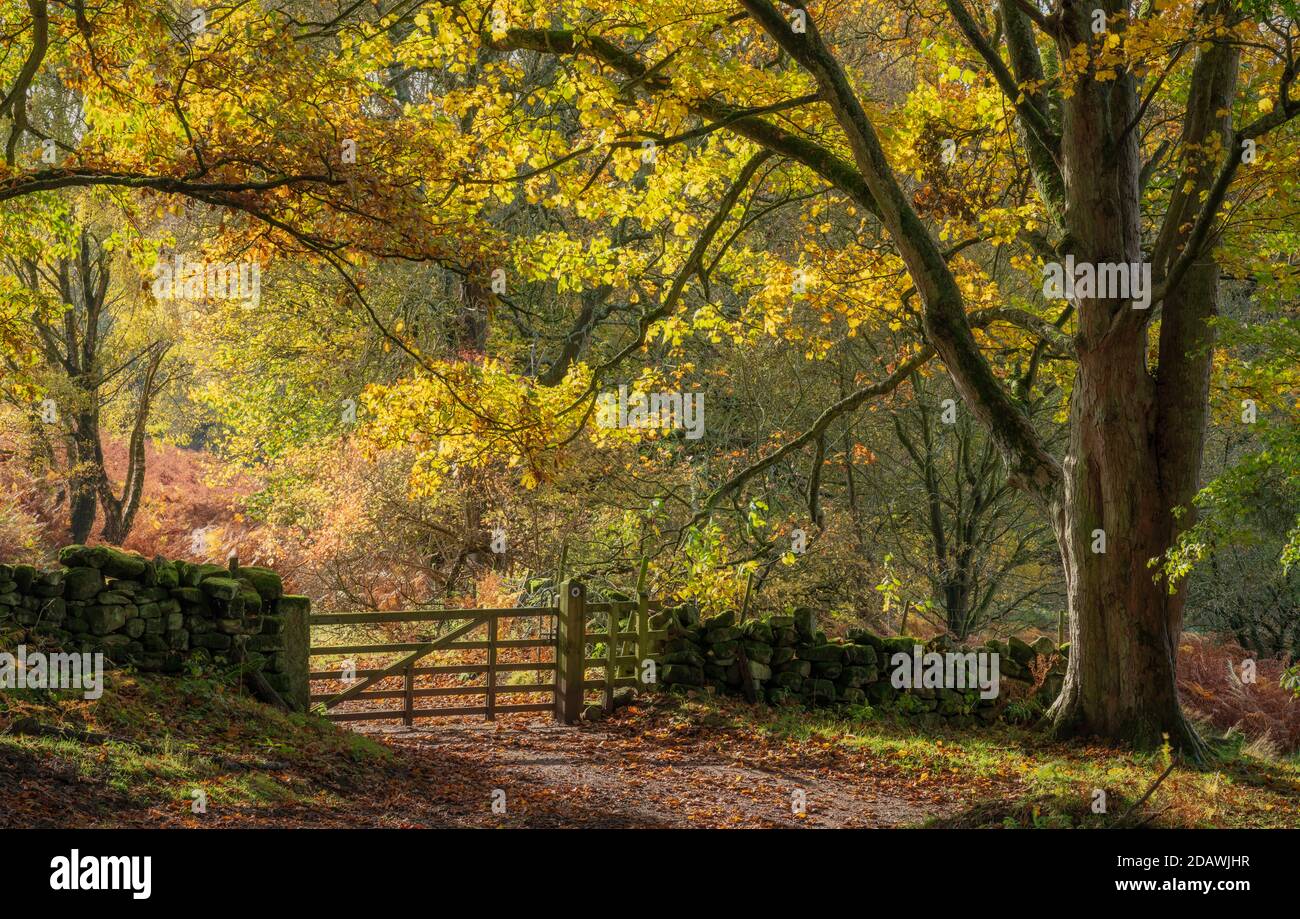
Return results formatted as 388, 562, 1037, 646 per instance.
2, 669, 1299, 828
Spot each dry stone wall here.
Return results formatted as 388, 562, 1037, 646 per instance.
649, 605, 1066, 724
0, 545, 310, 710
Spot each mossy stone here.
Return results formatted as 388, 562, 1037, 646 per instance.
842, 644, 877, 666
772, 627, 798, 646
155, 562, 180, 590
237, 566, 284, 602
98, 547, 148, 579
1007, 635, 1036, 666
840, 665, 871, 687
804, 679, 836, 704
739, 620, 773, 643
60, 545, 108, 568
881, 636, 921, 656
775, 659, 811, 678
13, 564, 37, 592
64, 567, 104, 601
86, 604, 127, 635
812, 661, 842, 680
661, 664, 704, 686
661, 649, 705, 667
702, 610, 735, 631
772, 671, 803, 691
200, 577, 241, 602
798, 644, 844, 663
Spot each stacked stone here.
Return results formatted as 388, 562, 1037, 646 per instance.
0, 545, 308, 704
651, 604, 706, 688
650, 603, 1067, 724
772, 610, 881, 708
985, 634, 1067, 706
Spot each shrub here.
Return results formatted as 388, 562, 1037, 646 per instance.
1178, 634, 1300, 756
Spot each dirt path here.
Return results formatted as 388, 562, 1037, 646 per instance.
1, 696, 983, 828
356, 710, 948, 828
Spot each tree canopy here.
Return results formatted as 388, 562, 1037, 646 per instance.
3, 0, 1299, 754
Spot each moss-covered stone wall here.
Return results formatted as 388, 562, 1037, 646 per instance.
649, 605, 1066, 725
0, 546, 310, 710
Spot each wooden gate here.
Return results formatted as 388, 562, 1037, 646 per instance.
309, 579, 666, 725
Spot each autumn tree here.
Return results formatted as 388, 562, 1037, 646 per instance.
0, 0, 503, 545
448, 0, 1300, 756
11, 224, 172, 544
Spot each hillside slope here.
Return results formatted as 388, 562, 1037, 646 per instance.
3, 657, 1298, 828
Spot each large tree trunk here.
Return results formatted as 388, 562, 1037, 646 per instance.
1041, 12, 1236, 759
941, 549, 975, 640
1040, 13, 1202, 754
1046, 333, 1206, 755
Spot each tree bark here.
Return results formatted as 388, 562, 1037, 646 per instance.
66, 408, 100, 544
1042, 10, 1238, 758
1046, 332, 1205, 755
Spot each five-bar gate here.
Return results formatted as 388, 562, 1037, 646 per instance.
309, 579, 666, 725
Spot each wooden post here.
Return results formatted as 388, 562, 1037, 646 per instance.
556, 579, 585, 724
486, 613, 498, 721
636, 592, 650, 685
556, 539, 569, 587
605, 606, 618, 712
739, 568, 755, 623
403, 661, 414, 728
634, 557, 651, 691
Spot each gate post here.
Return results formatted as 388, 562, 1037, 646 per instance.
636, 593, 649, 678
556, 578, 586, 724
278, 595, 311, 712
635, 555, 650, 676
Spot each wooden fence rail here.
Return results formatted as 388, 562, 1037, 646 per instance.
308, 578, 666, 725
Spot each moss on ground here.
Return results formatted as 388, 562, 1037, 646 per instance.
0, 629, 390, 824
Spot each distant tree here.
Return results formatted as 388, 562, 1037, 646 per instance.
9, 225, 171, 544
869, 373, 1061, 640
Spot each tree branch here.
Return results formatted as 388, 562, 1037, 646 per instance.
738, 0, 1061, 504
685, 304, 1057, 530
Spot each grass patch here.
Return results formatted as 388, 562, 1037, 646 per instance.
657, 692, 1300, 828
0, 649, 392, 825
